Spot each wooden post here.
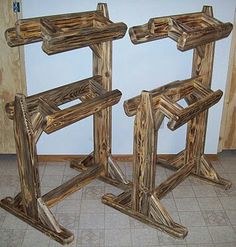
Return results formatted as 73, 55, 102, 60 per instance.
93, 3, 112, 177
13, 94, 40, 219
132, 92, 157, 214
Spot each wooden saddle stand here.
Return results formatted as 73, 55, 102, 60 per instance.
0, 3, 233, 245
102, 5, 233, 239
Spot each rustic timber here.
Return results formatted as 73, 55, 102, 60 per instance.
101, 5, 233, 240
1, 3, 129, 245
129, 8, 232, 51
5, 8, 127, 55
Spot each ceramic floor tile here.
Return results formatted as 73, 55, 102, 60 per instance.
56, 199, 81, 214
219, 197, 236, 210
105, 213, 130, 229
129, 218, 149, 229
161, 198, 178, 212
22, 229, 50, 247
105, 229, 132, 247
197, 197, 224, 211
192, 185, 217, 197
158, 231, 186, 245
2, 214, 28, 230
55, 213, 79, 231
175, 198, 200, 211
202, 210, 230, 226
225, 210, 236, 226
44, 162, 66, 176
41, 175, 63, 187
82, 186, 105, 200
0, 229, 26, 247
80, 199, 105, 214
185, 226, 212, 244
79, 213, 104, 229
131, 228, 159, 246
179, 211, 205, 227
214, 185, 236, 197
172, 185, 195, 198
77, 229, 105, 247
208, 225, 236, 243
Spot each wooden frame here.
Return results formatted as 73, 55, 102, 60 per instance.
0, 3, 129, 245
103, 6, 233, 239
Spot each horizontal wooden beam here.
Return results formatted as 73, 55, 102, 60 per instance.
5, 76, 102, 120
37, 153, 219, 163
129, 9, 233, 51
43, 164, 102, 207
167, 90, 223, 130
123, 76, 199, 117
44, 89, 122, 133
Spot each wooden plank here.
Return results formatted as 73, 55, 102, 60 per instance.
44, 89, 121, 134
0, 0, 26, 153
219, 9, 236, 150
13, 94, 40, 218
43, 165, 102, 207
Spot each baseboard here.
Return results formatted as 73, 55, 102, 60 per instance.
38, 154, 219, 163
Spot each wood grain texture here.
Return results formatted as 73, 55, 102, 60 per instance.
0, 0, 26, 153
132, 92, 157, 214
129, 8, 232, 51
13, 94, 40, 219
93, 3, 113, 177
5, 9, 127, 55
219, 9, 236, 150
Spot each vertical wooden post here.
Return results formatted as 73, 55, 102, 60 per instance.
13, 94, 40, 218
93, 3, 112, 176
185, 6, 215, 172
132, 92, 157, 215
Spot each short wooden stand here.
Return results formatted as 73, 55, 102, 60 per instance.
1, 3, 128, 245
102, 6, 233, 239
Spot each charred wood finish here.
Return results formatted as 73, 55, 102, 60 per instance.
1, 3, 129, 245
5, 8, 127, 55
129, 7, 232, 51
103, 5, 232, 240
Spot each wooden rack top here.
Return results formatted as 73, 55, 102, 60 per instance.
124, 76, 223, 130
129, 6, 233, 51
6, 6, 127, 54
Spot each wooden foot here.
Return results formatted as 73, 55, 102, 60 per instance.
0, 197, 74, 245
158, 152, 232, 189
102, 193, 188, 239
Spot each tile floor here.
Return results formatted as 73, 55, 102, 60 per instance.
0, 151, 236, 247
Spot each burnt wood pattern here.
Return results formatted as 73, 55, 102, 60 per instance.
103, 5, 232, 240
0, 3, 129, 245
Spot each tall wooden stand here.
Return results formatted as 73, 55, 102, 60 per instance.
0, 3, 128, 245
103, 6, 233, 239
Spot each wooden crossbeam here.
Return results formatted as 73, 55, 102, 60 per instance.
43, 164, 102, 207
44, 89, 121, 133
6, 76, 101, 120
129, 8, 232, 51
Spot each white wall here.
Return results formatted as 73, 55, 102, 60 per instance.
22, 0, 235, 155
